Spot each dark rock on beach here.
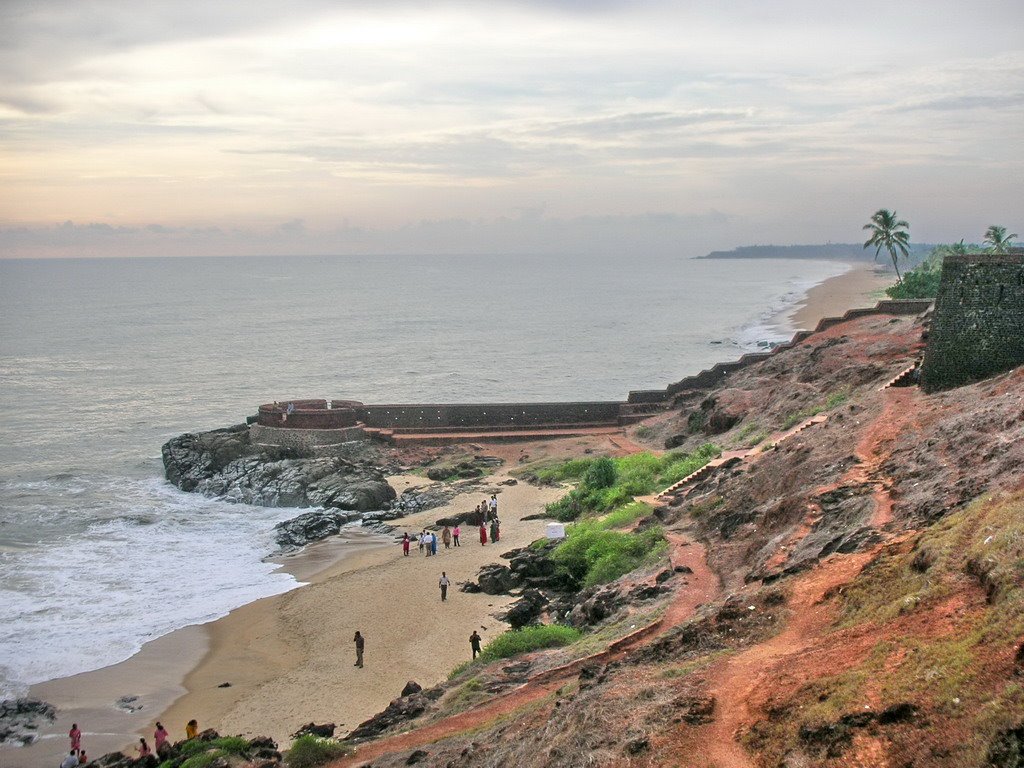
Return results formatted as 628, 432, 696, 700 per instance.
476, 564, 518, 594
293, 722, 335, 738
0, 698, 56, 746
346, 687, 443, 741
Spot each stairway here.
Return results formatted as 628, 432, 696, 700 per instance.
656, 414, 829, 503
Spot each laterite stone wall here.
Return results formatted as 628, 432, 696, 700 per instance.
920, 253, 1024, 391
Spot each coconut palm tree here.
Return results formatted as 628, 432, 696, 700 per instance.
983, 225, 1018, 254
863, 209, 911, 283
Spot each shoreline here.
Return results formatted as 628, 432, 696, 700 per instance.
776, 261, 892, 332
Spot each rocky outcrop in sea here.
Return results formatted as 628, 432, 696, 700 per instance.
163, 425, 395, 510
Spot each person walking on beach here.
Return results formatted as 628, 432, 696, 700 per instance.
453, 524, 461, 547
353, 630, 365, 667
60, 750, 78, 768
421, 531, 430, 556
479, 523, 487, 545
402, 532, 410, 557
186, 720, 198, 740
439, 571, 450, 601
490, 517, 500, 544
470, 630, 482, 659
154, 723, 169, 756
68, 723, 82, 754
489, 494, 498, 519
442, 525, 452, 549
430, 532, 438, 556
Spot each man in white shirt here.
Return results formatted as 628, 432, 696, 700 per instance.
60, 751, 79, 768
439, 571, 451, 601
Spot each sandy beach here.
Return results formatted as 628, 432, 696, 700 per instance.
782, 261, 892, 331
4, 467, 567, 767
154, 473, 565, 748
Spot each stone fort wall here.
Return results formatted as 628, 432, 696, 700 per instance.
920, 253, 1024, 392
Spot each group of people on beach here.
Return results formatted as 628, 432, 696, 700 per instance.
400, 494, 502, 562
60, 719, 199, 766
351, 494, 508, 669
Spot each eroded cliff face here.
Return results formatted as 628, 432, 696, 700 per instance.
329, 313, 1024, 768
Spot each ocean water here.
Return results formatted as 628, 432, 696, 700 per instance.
0, 253, 847, 697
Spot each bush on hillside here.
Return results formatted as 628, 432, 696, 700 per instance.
543, 446, 718, 521
552, 522, 668, 588
286, 735, 350, 768
477, 624, 582, 662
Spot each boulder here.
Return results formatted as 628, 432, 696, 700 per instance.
346, 693, 432, 741
274, 510, 359, 550
292, 722, 335, 739
502, 589, 548, 628
568, 586, 624, 627
400, 681, 422, 697
0, 698, 55, 746
477, 564, 517, 595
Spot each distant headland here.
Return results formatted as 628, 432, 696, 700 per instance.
700, 242, 934, 261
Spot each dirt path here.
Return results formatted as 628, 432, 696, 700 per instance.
331, 533, 719, 767
848, 388, 922, 528
697, 552, 875, 768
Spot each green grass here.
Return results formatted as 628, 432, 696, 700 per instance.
477, 625, 582, 662
597, 501, 650, 529
180, 753, 225, 768
286, 735, 350, 768
634, 425, 654, 439
551, 520, 668, 589
543, 445, 719, 521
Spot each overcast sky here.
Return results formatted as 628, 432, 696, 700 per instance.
1, 0, 1021, 258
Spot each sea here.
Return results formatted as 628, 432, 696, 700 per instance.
0, 253, 848, 699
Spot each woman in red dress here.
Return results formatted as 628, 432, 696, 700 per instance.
479, 524, 487, 545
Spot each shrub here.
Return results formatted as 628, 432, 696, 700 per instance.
286, 735, 350, 768
477, 625, 582, 662
551, 522, 667, 588
210, 737, 249, 756
180, 753, 224, 768
583, 456, 617, 489
544, 446, 719, 521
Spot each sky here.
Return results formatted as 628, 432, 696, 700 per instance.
1, 0, 1022, 258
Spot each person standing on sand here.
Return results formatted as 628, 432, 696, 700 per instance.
402, 532, 410, 556
490, 517, 500, 543
69, 723, 81, 754
453, 524, 461, 547
431, 531, 438, 556
489, 494, 498, 519
60, 750, 78, 768
154, 723, 169, 755
479, 523, 487, 545
470, 630, 482, 659
439, 571, 450, 601
442, 525, 452, 549
186, 720, 198, 740
353, 630, 365, 667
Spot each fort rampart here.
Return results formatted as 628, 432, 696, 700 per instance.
920, 253, 1024, 391
251, 297, 937, 445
